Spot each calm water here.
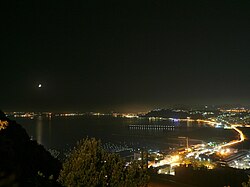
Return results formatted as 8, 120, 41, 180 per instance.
13, 116, 238, 151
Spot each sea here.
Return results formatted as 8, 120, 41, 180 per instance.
11, 115, 240, 153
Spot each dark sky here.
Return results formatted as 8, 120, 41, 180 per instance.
1, 0, 250, 112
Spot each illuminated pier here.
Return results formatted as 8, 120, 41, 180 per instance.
128, 124, 175, 130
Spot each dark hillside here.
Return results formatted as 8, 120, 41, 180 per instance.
0, 110, 61, 186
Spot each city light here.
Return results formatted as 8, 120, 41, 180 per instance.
0, 120, 8, 130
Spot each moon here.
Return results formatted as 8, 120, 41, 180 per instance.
38, 84, 42, 88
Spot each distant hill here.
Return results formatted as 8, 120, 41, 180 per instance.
0, 110, 61, 186
141, 108, 219, 119
143, 109, 190, 118
142, 109, 204, 119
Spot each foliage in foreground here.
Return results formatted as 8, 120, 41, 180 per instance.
242, 176, 250, 187
58, 138, 149, 187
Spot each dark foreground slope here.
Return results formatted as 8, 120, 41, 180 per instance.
0, 111, 61, 187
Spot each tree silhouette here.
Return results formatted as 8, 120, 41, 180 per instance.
58, 138, 149, 187
242, 176, 250, 187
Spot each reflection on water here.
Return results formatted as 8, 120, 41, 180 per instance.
187, 120, 191, 127
48, 116, 52, 146
36, 116, 43, 144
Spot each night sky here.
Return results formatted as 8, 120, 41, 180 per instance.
1, 0, 250, 112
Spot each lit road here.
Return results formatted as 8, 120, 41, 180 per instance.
150, 119, 248, 171
219, 125, 245, 148
150, 155, 180, 168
